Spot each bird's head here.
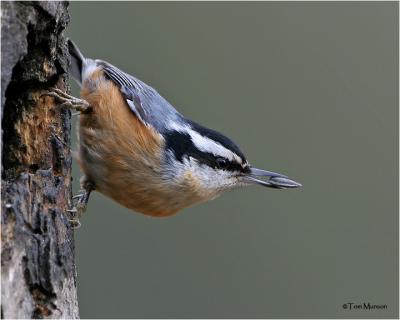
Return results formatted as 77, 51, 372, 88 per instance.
162, 120, 301, 203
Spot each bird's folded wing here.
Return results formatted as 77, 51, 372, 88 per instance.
97, 60, 181, 132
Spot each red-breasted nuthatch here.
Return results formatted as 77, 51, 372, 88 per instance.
44, 39, 301, 221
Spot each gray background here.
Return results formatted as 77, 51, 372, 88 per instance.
67, 2, 398, 318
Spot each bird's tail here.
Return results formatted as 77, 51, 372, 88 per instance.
68, 39, 87, 86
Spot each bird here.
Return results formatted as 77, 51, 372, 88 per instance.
43, 39, 301, 222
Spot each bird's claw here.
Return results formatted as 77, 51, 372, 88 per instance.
41, 88, 92, 114
67, 201, 87, 229
69, 219, 81, 229
67, 180, 94, 229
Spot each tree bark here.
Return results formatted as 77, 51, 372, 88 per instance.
1, 1, 79, 318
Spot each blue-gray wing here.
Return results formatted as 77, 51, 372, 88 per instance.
97, 60, 182, 132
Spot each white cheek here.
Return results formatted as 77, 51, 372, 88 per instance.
187, 158, 238, 191
162, 153, 238, 192
193, 165, 224, 188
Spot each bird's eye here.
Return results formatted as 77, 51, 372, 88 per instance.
216, 157, 229, 170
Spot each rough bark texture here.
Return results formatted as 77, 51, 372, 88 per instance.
1, 1, 79, 318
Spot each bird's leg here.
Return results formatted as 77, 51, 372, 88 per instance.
68, 176, 95, 228
41, 88, 92, 114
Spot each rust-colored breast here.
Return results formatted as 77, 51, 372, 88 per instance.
76, 70, 205, 217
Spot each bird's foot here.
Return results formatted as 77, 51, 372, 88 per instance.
68, 178, 95, 228
41, 88, 92, 114
67, 202, 85, 229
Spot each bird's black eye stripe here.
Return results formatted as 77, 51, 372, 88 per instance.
164, 130, 247, 172
216, 157, 229, 169
164, 130, 217, 168
215, 157, 245, 172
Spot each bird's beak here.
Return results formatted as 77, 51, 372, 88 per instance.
244, 167, 302, 189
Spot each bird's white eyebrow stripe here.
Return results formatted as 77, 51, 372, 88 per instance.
189, 130, 233, 160
168, 123, 242, 163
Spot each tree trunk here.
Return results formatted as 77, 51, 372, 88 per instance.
1, 1, 79, 318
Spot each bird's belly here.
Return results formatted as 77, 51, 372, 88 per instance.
77, 128, 202, 216
78, 142, 204, 216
